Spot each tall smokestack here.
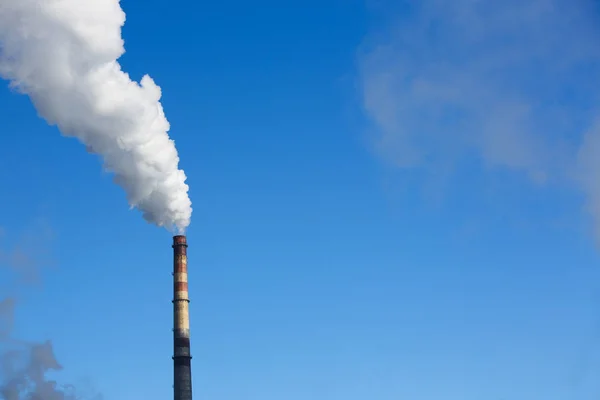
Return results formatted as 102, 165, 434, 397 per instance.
173, 235, 192, 400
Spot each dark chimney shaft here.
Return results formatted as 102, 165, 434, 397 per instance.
173, 235, 192, 400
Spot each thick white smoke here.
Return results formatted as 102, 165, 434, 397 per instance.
0, 0, 192, 233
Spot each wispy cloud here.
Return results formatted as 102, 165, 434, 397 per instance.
0, 223, 101, 399
0, 220, 54, 286
358, 0, 600, 236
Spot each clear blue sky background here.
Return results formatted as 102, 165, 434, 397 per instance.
1, 1, 600, 399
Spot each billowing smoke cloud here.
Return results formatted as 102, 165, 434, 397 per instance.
0, 0, 192, 233
0, 224, 100, 399
358, 0, 600, 240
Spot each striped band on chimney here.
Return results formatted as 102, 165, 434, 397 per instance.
173, 235, 192, 400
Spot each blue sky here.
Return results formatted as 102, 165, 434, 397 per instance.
2, 0, 600, 399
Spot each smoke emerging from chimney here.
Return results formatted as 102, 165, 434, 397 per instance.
0, 0, 192, 233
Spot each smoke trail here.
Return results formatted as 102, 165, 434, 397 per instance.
0, 224, 100, 400
0, 0, 192, 233
1, 340, 73, 400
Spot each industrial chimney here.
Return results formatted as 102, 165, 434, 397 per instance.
173, 235, 193, 400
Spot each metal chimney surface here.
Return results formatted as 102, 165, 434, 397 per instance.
173, 235, 192, 400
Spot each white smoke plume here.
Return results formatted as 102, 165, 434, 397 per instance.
0, 0, 192, 233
